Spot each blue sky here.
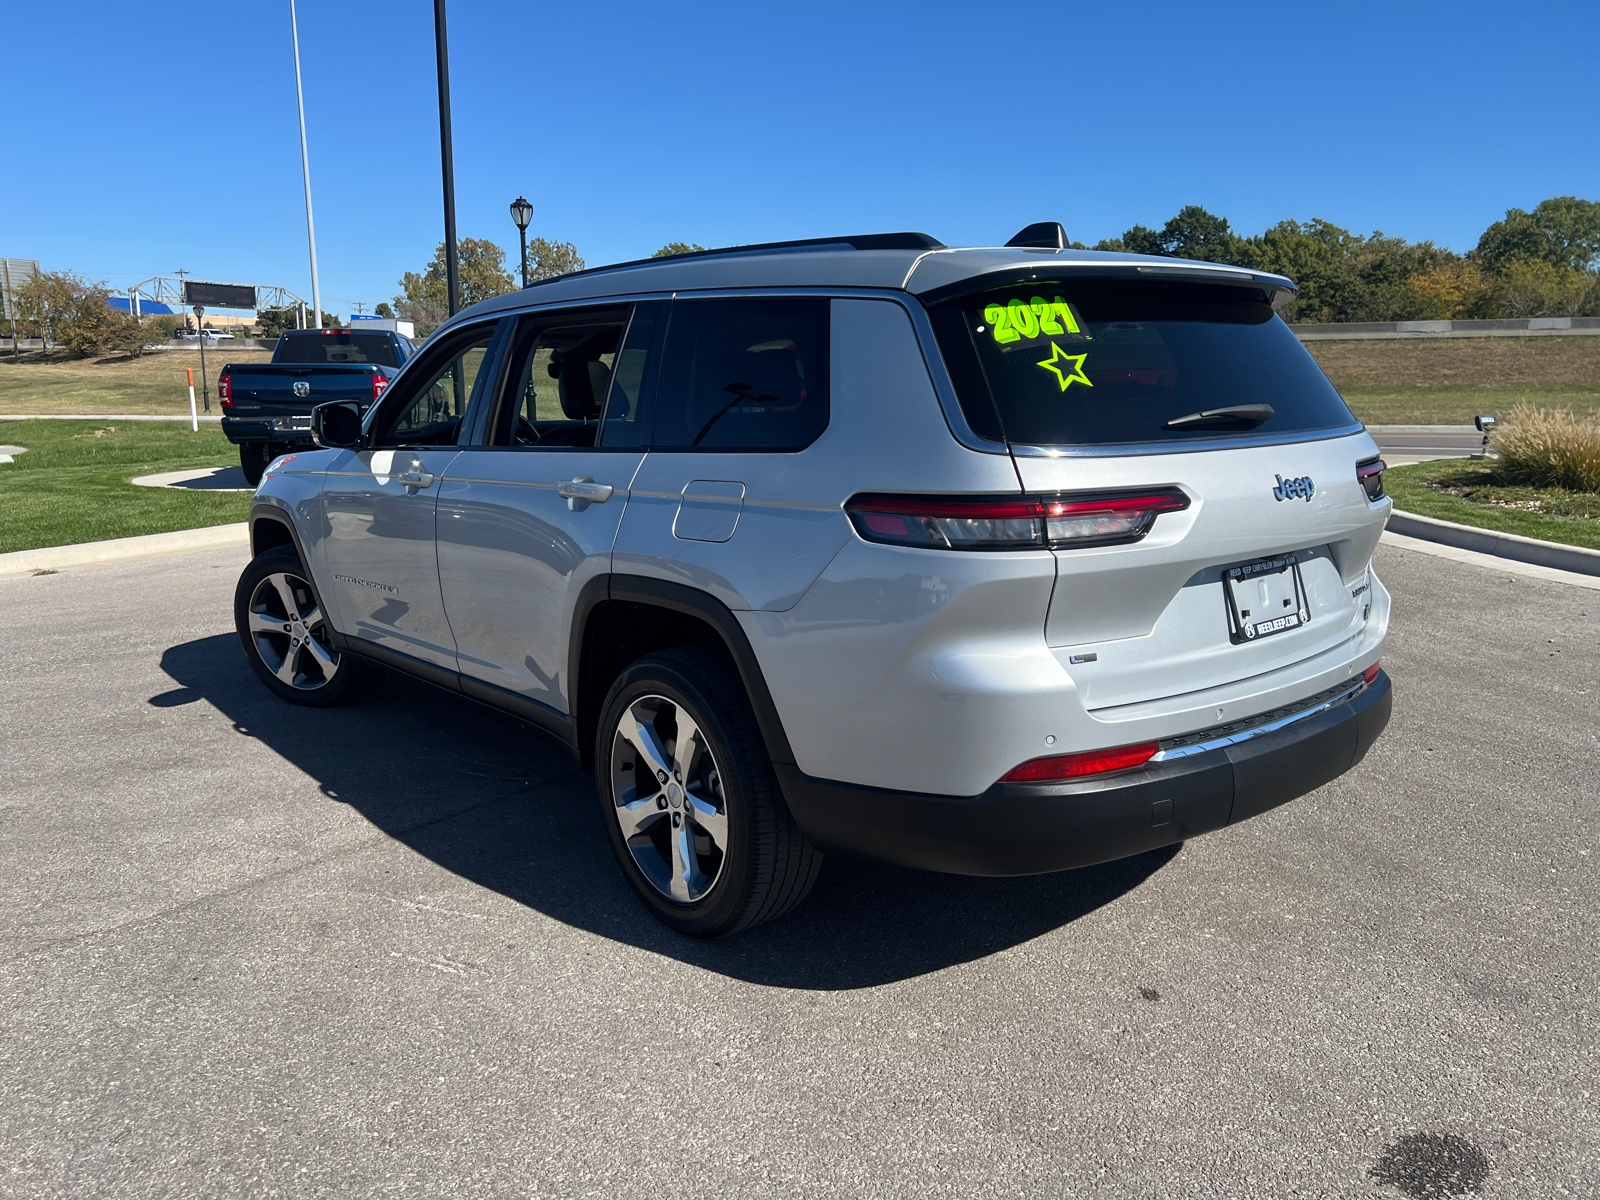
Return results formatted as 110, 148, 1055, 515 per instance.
7, 1, 1598, 317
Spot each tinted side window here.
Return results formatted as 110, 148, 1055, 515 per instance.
652, 297, 829, 451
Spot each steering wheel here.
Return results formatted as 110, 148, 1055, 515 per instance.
514, 417, 540, 445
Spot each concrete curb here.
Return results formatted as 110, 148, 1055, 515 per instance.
0, 414, 224, 423
0, 523, 249, 578
1388, 510, 1600, 578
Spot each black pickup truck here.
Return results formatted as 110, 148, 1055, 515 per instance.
219, 328, 417, 483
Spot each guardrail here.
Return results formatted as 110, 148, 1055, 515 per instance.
1290, 317, 1600, 341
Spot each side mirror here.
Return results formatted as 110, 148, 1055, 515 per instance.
311, 400, 364, 449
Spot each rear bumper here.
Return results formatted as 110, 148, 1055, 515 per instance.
778, 670, 1391, 876
221, 417, 315, 446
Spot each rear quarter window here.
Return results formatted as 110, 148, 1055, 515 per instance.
928, 279, 1355, 447
651, 297, 829, 451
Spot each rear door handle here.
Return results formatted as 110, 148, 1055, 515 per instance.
556, 477, 614, 510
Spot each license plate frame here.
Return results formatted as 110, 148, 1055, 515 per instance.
1224, 553, 1311, 644
272, 415, 312, 431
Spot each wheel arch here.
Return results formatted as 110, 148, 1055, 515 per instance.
572, 574, 796, 773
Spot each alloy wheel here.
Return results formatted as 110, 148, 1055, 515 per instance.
609, 694, 730, 903
246, 571, 341, 691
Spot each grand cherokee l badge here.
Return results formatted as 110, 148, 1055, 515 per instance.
1272, 474, 1314, 502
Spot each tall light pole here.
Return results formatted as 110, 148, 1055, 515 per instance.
289, 0, 323, 330
194, 305, 211, 413
434, 0, 460, 316
510, 196, 533, 288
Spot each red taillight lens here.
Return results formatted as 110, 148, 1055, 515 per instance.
1001, 740, 1160, 783
1363, 660, 1381, 685
217, 373, 232, 410
1357, 458, 1387, 502
372, 374, 389, 402
845, 489, 1189, 551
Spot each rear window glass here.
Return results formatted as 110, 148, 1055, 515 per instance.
652, 297, 829, 451
928, 280, 1354, 447
275, 332, 399, 367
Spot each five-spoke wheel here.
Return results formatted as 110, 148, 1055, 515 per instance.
596, 647, 821, 938
610, 694, 731, 903
234, 545, 371, 707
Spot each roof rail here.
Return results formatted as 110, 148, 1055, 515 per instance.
522, 231, 945, 290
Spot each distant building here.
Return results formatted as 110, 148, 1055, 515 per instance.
1, 259, 39, 322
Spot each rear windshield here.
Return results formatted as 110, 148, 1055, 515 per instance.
928, 279, 1354, 446
274, 332, 399, 367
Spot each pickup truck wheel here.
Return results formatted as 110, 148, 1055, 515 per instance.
596, 647, 822, 938
239, 443, 269, 486
234, 546, 371, 707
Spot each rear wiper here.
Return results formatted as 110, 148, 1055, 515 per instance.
1163, 404, 1275, 430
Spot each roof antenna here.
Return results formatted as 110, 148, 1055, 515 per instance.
1005, 222, 1066, 250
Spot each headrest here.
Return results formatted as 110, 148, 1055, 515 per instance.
555, 359, 613, 420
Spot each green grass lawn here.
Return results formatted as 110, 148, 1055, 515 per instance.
0, 420, 250, 554
1307, 337, 1600, 425
0, 348, 272, 415
1385, 459, 1600, 551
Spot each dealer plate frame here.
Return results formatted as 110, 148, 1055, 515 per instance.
1224, 553, 1311, 644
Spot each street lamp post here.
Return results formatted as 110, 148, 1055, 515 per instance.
194, 305, 211, 413
510, 196, 533, 288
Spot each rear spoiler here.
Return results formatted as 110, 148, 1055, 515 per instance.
914, 263, 1298, 312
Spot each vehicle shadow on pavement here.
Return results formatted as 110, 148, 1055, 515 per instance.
161, 634, 1178, 991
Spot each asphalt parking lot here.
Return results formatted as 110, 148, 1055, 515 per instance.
1, 543, 1596, 1199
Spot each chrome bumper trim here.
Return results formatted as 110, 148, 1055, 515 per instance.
1152, 677, 1368, 761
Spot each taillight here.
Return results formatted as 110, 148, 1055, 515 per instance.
1364, 660, 1381, 685
1357, 457, 1386, 502
1001, 740, 1160, 783
217, 373, 232, 410
845, 489, 1189, 551
372, 373, 389, 402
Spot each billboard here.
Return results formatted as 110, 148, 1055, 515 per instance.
183, 281, 257, 310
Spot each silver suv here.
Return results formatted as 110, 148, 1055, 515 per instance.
237, 227, 1392, 937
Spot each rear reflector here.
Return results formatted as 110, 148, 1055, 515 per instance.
1364, 660, 1381, 685
1357, 457, 1387, 502
846, 489, 1189, 551
1000, 740, 1160, 783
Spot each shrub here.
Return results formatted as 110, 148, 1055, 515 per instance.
1493, 404, 1600, 492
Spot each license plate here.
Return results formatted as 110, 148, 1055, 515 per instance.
272, 415, 311, 431
1224, 554, 1310, 644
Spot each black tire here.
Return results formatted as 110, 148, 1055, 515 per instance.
234, 545, 372, 707
596, 646, 822, 938
239, 443, 269, 486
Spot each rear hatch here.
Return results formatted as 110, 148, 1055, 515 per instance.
925, 273, 1388, 712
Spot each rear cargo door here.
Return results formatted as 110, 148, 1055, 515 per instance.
1016, 437, 1385, 710
923, 274, 1391, 711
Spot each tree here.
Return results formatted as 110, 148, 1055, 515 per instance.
394, 236, 521, 338
258, 307, 301, 338
373, 302, 394, 318
1490, 259, 1598, 318
10, 270, 158, 357
1406, 260, 1492, 319
526, 237, 585, 281
1158, 205, 1242, 261
1119, 225, 1166, 256
1473, 197, 1600, 274
653, 242, 707, 258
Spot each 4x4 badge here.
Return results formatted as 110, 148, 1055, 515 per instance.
1273, 474, 1314, 502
